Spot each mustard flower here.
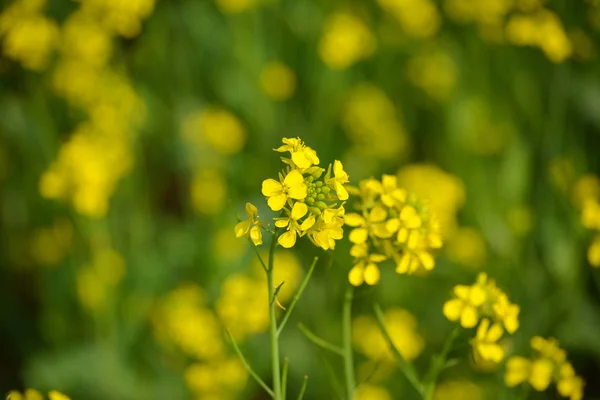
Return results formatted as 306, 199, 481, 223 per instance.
443, 284, 486, 328
262, 169, 307, 211
234, 202, 263, 246
7, 390, 70, 400
309, 206, 345, 250
326, 160, 350, 200
348, 253, 387, 286
275, 137, 320, 169
493, 293, 520, 333
275, 202, 316, 248
471, 318, 504, 363
558, 363, 584, 400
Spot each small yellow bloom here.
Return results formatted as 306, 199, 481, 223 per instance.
48, 391, 71, 400
588, 235, 600, 267
505, 356, 531, 387
234, 202, 263, 246
260, 61, 296, 101
472, 318, 504, 363
326, 160, 350, 200
443, 284, 486, 328
310, 206, 345, 250
493, 293, 520, 333
262, 169, 307, 211
275, 202, 315, 248
557, 363, 584, 400
274, 137, 320, 169
529, 358, 554, 391
348, 253, 387, 286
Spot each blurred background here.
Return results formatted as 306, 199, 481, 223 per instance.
1, 0, 600, 399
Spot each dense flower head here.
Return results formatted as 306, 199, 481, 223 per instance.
236, 137, 348, 250
505, 337, 584, 400
345, 175, 442, 286
443, 273, 520, 363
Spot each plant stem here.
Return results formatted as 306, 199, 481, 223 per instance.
342, 285, 355, 400
423, 326, 460, 400
373, 303, 425, 398
277, 257, 319, 336
298, 323, 344, 356
267, 233, 282, 400
296, 376, 309, 400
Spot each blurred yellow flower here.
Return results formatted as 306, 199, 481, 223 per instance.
571, 174, 600, 207
471, 318, 504, 363
60, 11, 113, 67
407, 48, 457, 101
182, 107, 247, 156
76, 247, 126, 312
191, 168, 228, 216
79, 0, 156, 38
378, 0, 440, 38
318, 12, 376, 70
235, 202, 264, 246
48, 391, 71, 400
262, 169, 307, 211
260, 61, 296, 101
434, 380, 483, 400
185, 357, 247, 398
445, 227, 487, 269
588, 235, 600, 267
29, 219, 73, 267
275, 202, 315, 248
213, 227, 247, 264
353, 308, 424, 362
8, 389, 71, 400
443, 284, 486, 328
355, 384, 392, 400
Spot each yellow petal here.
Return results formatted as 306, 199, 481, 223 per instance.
418, 252, 435, 270
469, 286, 487, 306
292, 151, 311, 168
288, 183, 307, 199
333, 160, 348, 180
250, 226, 263, 246
372, 222, 394, 239
487, 323, 504, 342
48, 391, 71, 400
529, 359, 554, 391
364, 263, 380, 285
348, 265, 364, 286
245, 202, 258, 219
7, 392, 23, 400
442, 299, 463, 321
262, 178, 282, 196
299, 215, 316, 231
349, 228, 369, 244
234, 220, 251, 237
396, 253, 411, 273
453, 285, 471, 300
461, 306, 479, 328
386, 218, 400, 232
291, 202, 308, 220
396, 227, 409, 243
335, 181, 349, 200
24, 390, 43, 400
275, 218, 290, 228
268, 193, 288, 211
369, 253, 387, 263
381, 174, 397, 190
278, 230, 297, 248
284, 169, 304, 186
350, 243, 368, 258
345, 213, 365, 227
305, 147, 320, 165
505, 356, 531, 387
369, 206, 387, 223
477, 343, 504, 363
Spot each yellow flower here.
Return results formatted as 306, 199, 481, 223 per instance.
472, 318, 504, 363
505, 356, 532, 387
557, 363, 584, 400
7, 389, 70, 400
234, 202, 263, 246
378, 0, 440, 38
274, 137, 320, 169
445, 227, 487, 269
260, 61, 296, 101
530, 336, 566, 363
433, 380, 483, 400
346, 205, 392, 244
1, 15, 59, 71
183, 107, 246, 155
443, 284, 486, 328
326, 160, 350, 200
191, 169, 228, 216
355, 384, 392, 400
529, 358, 554, 391
348, 253, 387, 286
318, 12, 376, 70
588, 235, 600, 267
309, 206, 345, 250
262, 169, 308, 211
275, 202, 316, 248
493, 293, 520, 333
48, 392, 71, 400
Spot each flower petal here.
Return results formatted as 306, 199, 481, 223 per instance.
245, 202, 258, 219
292, 151, 311, 169
291, 202, 308, 220
529, 359, 554, 391
278, 230, 297, 248
348, 265, 364, 286
344, 213, 365, 227
268, 193, 288, 211
262, 179, 282, 196
460, 305, 479, 328
335, 181, 349, 200
250, 226, 263, 246
349, 227, 369, 244
284, 169, 304, 186
234, 220, 251, 237
288, 183, 307, 199
299, 215, 315, 231
364, 263, 381, 285
274, 218, 290, 228
442, 299, 462, 321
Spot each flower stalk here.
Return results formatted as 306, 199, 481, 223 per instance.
342, 285, 356, 400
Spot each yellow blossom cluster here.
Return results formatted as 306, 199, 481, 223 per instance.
407, 47, 458, 102
378, 0, 441, 39
318, 12, 376, 70
443, 273, 519, 363
7, 389, 70, 400
505, 337, 584, 400
572, 174, 600, 267
37, 0, 153, 218
181, 107, 246, 216
151, 283, 248, 399
506, 9, 572, 62
76, 247, 126, 313
353, 308, 424, 362
237, 137, 348, 250
341, 84, 408, 163
216, 251, 303, 340
345, 175, 442, 286
0, 0, 59, 71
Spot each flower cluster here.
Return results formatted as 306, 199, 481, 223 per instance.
345, 175, 442, 286
237, 137, 348, 250
378, 0, 441, 39
505, 337, 584, 400
443, 273, 520, 363
7, 389, 70, 400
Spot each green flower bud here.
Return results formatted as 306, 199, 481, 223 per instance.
316, 201, 328, 209
317, 194, 325, 200
309, 207, 321, 215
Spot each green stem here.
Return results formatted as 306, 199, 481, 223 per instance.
296, 376, 308, 400
298, 323, 344, 356
226, 329, 274, 397
373, 303, 425, 398
267, 233, 282, 400
282, 357, 289, 400
277, 257, 319, 336
423, 326, 460, 400
342, 285, 355, 400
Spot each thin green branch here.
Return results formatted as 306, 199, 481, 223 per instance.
252, 245, 268, 272
225, 329, 274, 398
296, 376, 308, 400
272, 281, 285, 305
282, 357, 289, 400
267, 233, 283, 400
277, 257, 319, 336
342, 286, 356, 400
423, 326, 460, 400
298, 323, 344, 356
373, 303, 425, 398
